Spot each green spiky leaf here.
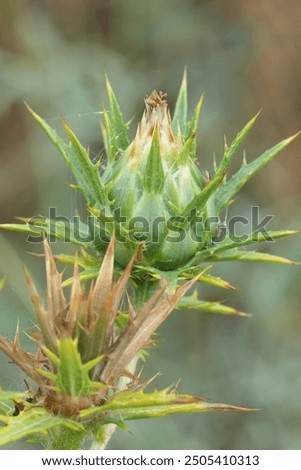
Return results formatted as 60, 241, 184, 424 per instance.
105, 77, 129, 153
217, 112, 260, 174
206, 249, 298, 265
0, 218, 93, 249
215, 132, 301, 212
41, 339, 104, 396
196, 230, 300, 262
63, 122, 107, 207
194, 273, 236, 290
80, 388, 251, 425
172, 69, 188, 135
178, 291, 249, 317
186, 94, 204, 139
0, 407, 83, 447
184, 114, 260, 216
26, 105, 106, 208
102, 108, 118, 162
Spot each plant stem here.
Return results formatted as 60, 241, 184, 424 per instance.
47, 426, 86, 450
90, 423, 117, 450
89, 354, 140, 450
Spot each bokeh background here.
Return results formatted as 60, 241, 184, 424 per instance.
0, 0, 300, 450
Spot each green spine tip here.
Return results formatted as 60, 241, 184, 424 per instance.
186, 93, 204, 138
105, 76, 129, 151
172, 68, 188, 135
284, 130, 301, 144
178, 134, 196, 165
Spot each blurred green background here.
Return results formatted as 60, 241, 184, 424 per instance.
0, 0, 300, 450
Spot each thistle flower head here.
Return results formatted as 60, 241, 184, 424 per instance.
97, 76, 298, 274
6, 73, 298, 283
102, 79, 208, 271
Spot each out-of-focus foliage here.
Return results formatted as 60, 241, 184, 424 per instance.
0, 0, 300, 450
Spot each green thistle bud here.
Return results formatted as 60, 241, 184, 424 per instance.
13, 73, 299, 279
106, 89, 207, 270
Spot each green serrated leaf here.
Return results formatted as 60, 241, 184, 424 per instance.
63, 122, 107, 207
196, 230, 300, 263
0, 222, 45, 237
207, 249, 298, 265
215, 132, 300, 212
26, 104, 106, 208
177, 291, 249, 317
198, 273, 236, 290
0, 407, 83, 447
186, 94, 204, 139
172, 69, 188, 135
0, 218, 94, 249
80, 389, 252, 423
203, 230, 299, 259
217, 111, 260, 174
102, 108, 117, 162
43, 339, 103, 396
105, 77, 129, 152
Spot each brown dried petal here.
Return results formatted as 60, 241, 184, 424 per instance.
44, 240, 67, 330
101, 276, 198, 384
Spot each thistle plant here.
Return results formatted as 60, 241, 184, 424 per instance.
0, 73, 299, 449
2, 239, 234, 449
